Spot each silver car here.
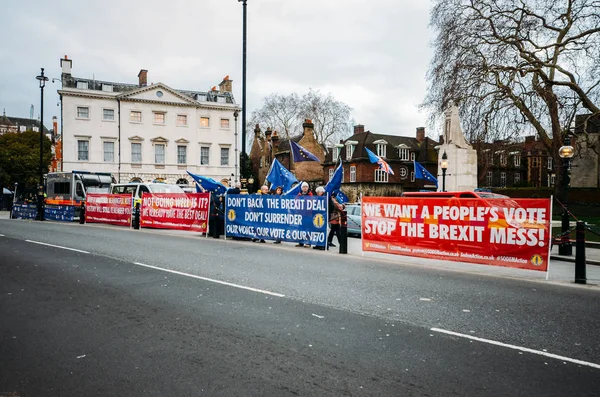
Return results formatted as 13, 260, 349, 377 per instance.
345, 204, 362, 237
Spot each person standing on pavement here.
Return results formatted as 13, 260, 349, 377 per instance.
296, 182, 313, 248
313, 186, 327, 250
253, 185, 269, 243
327, 192, 345, 249
273, 186, 283, 244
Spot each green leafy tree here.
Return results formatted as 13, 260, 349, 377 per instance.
0, 130, 52, 191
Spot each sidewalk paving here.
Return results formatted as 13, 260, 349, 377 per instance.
2, 210, 598, 289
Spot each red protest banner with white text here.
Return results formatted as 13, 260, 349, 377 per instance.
140, 193, 210, 232
362, 197, 551, 271
85, 193, 132, 226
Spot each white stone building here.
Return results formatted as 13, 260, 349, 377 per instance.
57, 56, 240, 186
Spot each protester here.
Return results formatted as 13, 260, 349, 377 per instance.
273, 186, 283, 244
209, 193, 223, 238
227, 182, 241, 195
296, 182, 312, 247
252, 185, 269, 242
313, 186, 327, 250
327, 191, 345, 249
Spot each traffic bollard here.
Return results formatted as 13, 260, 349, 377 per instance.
575, 221, 586, 284
339, 209, 348, 254
132, 202, 140, 230
79, 204, 86, 224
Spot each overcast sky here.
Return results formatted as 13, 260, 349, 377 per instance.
1, 0, 435, 141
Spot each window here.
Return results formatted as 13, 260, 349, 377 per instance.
399, 168, 408, 178
500, 152, 507, 166
102, 84, 113, 92
177, 114, 188, 126
76, 81, 88, 89
220, 119, 230, 129
410, 171, 415, 182
177, 145, 187, 164
514, 154, 521, 167
549, 174, 556, 186
514, 173, 521, 184
155, 144, 165, 164
217, 96, 226, 103
77, 140, 89, 161
131, 143, 142, 163
399, 148, 409, 161
200, 117, 210, 127
153, 112, 165, 125
103, 109, 115, 121
486, 171, 493, 186
77, 106, 89, 119
328, 168, 334, 181
487, 152, 493, 165
410, 152, 415, 161
33, 126, 39, 132
332, 146, 342, 162
375, 169, 388, 183
531, 157, 540, 167
19, 126, 26, 132
548, 157, 553, 170
130, 111, 142, 123
350, 166, 356, 182
500, 172, 506, 186
103, 141, 114, 162
377, 144, 386, 157
220, 147, 229, 166
346, 144, 355, 160
200, 146, 210, 165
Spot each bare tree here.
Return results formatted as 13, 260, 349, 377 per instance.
422, 0, 600, 200
249, 89, 352, 147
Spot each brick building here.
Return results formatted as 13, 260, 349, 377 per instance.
323, 125, 440, 202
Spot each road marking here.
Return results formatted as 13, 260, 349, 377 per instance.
0, 234, 5, 237
25, 240, 90, 254
431, 327, 600, 370
133, 262, 285, 298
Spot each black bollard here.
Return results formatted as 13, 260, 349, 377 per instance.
339, 209, 348, 254
79, 204, 86, 224
575, 221, 587, 284
132, 202, 140, 230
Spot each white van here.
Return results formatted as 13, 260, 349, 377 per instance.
110, 183, 185, 204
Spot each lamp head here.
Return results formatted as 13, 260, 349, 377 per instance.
441, 151, 448, 170
234, 111, 239, 118
36, 68, 49, 88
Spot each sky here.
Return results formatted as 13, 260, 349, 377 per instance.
0, 0, 436, 141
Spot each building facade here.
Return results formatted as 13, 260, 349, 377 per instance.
58, 56, 240, 185
323, 125, 440, 202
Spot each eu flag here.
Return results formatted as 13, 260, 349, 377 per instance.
266, 159, 298, 191
414, 161, 438, 187
290, 141, 321, 162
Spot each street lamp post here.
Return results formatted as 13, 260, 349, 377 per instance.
441, 151, 448, 192
238, 0, 247, 177
558, 135, 575, 256
234, 110, 239, 184
36, 68, 49, 221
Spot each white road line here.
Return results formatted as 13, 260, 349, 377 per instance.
25, 240, 90, 254
0, 234, 5, 237
133, 262, 285, 298
431, 327, 600, 370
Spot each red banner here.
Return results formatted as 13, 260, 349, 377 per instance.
140, 193, 210, 232
85, 193, 132, 226
362, 197, 551, 271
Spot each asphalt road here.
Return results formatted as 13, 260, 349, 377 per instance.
1, 219, 599, 396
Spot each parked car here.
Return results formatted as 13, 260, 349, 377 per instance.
345, 204, 362, 237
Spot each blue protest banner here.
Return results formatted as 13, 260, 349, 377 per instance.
11, 204, 37, 219
45, 205, 75, 221
225, 194, 328, 246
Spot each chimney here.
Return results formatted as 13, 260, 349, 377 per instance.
254, 124, 261, 137
354, 124, 365, 135
303, 119, 315, 139
416, 127, 425, 142
52, 116, 58, 143
439, 135, 444, 145
138, 69, 148, 87
60, 55, 72, 76
525, 135, 535, 143
265, 127, 272, 142
272, 130, 280, 149
219, 75, 233, 93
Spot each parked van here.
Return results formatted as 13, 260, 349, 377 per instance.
110, 183, 186, 205
46, 171, 115, 217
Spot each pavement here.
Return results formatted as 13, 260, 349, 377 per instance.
2, 209, 599, 288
